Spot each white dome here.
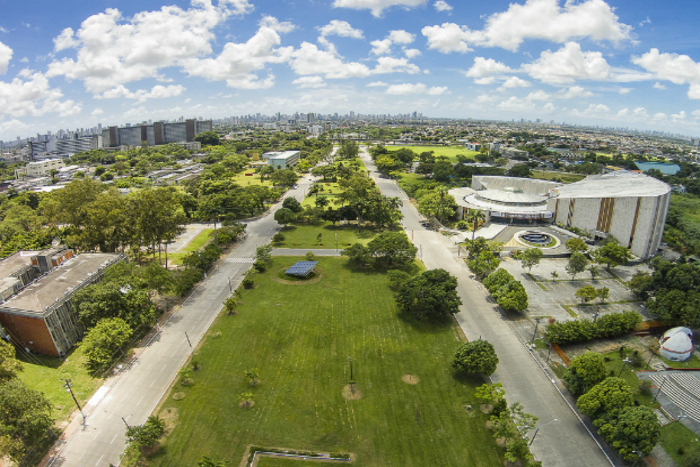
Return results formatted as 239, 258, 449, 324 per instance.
660, 330, 693, 362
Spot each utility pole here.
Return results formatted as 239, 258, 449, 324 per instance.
62, 379, 86, 424
185, 331, 193, 352
530, 318, 540, 348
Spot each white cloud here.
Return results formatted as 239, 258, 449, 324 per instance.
423, 0, 632, 53
385, 82, 446, 95
404, 48, 421, 59
371, 30, 415, 56
618, 87, 632, 95
526, 90, 551, 101
522, 42, 611, 84
292, 76, 326, 88
501, 76, 530, 89
373, 56, 420, 74
388, 30, 415, 44
474, 77, 496, 85
333, 0, 428, 18
653, 112, 666, 120
367, 81, 388, 87
0, 27, 8, 34
633, 49, 700, 99
259, 16, 296, 33
181, 24, 293, 89
19, 57, 28, 63
558, 85, 593, 99
543, 102, 556, 112
54, 28, 80, 52
0, 71, 81, 117
571, 103, 610, 116
692, 110, 700, 119
497, 96, 535, 112
91, 108, 104, 116
99, 84, 185, 101
654, 82, 667, 90
434, 1, 452, 12
465, 57, 512, 79
0, 119, 29, 136
370, 39, 392, 56
47, 2, 235, 94
318, 20, 363, 39
220, 0, 254, 16
672, 111, 686, 122
0, 41, 12, 74
290, 42, 370, 79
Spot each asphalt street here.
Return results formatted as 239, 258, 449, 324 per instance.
359, 148, 614, 467
44, 174, 315, 467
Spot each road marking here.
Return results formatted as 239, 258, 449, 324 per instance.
137, 396, 144, 406
96, 454, 104, 466
110, 433, 118, 444
150, 379, 157, 388
162, 364, 168, 372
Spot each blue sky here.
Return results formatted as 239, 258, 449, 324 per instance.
1, 0, 700, 140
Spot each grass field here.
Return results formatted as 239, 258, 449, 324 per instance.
384, 145, 479, 163
256, 458, 337, 466
302, 183, 345, 209
232, 171, 274, 187
16, 344, 102, 424
166, 229, 214, 265
660, 420, 700, 466
276, 223, 380, 248
148, 257, 501, 467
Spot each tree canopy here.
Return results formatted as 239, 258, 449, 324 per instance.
452, 340, 499, 376
577, 377, 634, 422
563, 352, 607, 395
395, 269, 462, 320
82, 318, 133, 370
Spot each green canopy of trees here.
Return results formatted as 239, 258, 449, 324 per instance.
395, 269, 462, 320
563, 352, 607, 395
82, 318, 133, 370
452, 340, 499, 376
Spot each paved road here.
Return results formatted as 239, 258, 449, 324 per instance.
44, 176, 316, 467
360, 148, 614, 467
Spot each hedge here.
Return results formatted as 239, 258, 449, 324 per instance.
544, 311, 642, 345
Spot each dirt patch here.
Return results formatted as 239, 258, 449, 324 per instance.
480, 403, 493, 414
159, 407, 179, 438
239, 400, 255, 409
402, 374, 419, 385
342, 384, 362, 400
172, 392, 186, 401
270, 266, 324, 285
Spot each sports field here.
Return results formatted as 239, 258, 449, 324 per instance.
148, 257, 501, 467
384, 145, 479, 163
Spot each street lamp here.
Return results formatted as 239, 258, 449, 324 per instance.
530, 318, 541, 348
62, 379, 86, 425
618, 357, 633, 378
529, 419, 558, 446
631, 451, 645, 467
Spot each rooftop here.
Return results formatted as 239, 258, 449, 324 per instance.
551, 170, 672, 199
2, 253, 123, 314
262, 150, 300, 160
0, 251, 35, 279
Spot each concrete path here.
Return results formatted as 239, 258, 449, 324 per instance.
360, 148, 615, 467
44, 175, 317, 467
271, 248, 341, 256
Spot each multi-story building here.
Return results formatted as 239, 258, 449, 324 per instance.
103, 119, 212, 148
262, 150, 301, 169
0, 249, 126, 356
14, 158, 65, 179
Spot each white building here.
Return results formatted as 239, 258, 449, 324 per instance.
15, 158, 65, 179
262, 151, 301, 169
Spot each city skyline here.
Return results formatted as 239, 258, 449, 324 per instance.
2, 0, 700, 140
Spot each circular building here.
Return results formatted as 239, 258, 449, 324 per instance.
659, 327, 693, 362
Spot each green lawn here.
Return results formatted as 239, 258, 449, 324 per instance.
16, 344, 103, 424
303, 183, 345, 209
602, 350, 656, 407
660, 420, 700, 466
384, 145, 478, 163
166, 229, 214, 265
276, 223, 380, 248
256, 458, 338, 466
148, 257, 501, 467
232, 171, 274, 187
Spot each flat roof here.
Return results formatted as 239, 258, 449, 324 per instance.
262, 150, 300, 160
551, 170, 671, 199
2, 253, 122, 314
0, 251, 35, 280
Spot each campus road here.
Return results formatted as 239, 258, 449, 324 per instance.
360, 148, 614, 467
43, 175, 316, 467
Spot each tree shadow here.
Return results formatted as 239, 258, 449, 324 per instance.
396, 311, 455, 334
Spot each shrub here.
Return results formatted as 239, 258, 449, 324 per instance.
253, 259, 267, 272
305, 251, 316, 260
242, 278, 254, 289
544, 311, 641, 345
173, 268, 204, 296
639, 380, 653, 396
217, 232, 232, 245
387, 269, 412, 291
272, 232, 285, 243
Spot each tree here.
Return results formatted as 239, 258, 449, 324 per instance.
270, 169, 299, 187
494, 280, 529, 312
126, 415, 165, 448
563, 352, 607, 395
395, 269, 462, 320
82, 318, 133, 370
597, 287, 610, 303
194, 131, 220, 146
255, 244, 272, 263
467, 250, 501, 279
598, 406, 660, 461
73, 281, 155, 329
337, 139, 359, 159
0, 379, 54, 463
566, 252, 588, 280
274, 208, 296, 227
594, 241, 631, 271
244, 368, 260, 386
577, 377, 634, 422
282, 197, 302, 213
139, 262, 175, 295
575, 285, 598, 304
199, 456, 227, 467
507, 164, 532, 177
452, 340, 499, 376
588, 265, 600, 280
341, 243, 371, 266
466, 209, 486, 243
315, 196, 330, 209
0, 339, 22, 383
519, 248, 543, 273
366, 232, 417, 268
483, 268, 515, 294
338, 174, 376, 232
565, 238, 588, 253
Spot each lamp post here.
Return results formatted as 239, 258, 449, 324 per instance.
618, 357, 633, 378
62, 379, 86, 425
530, 318, 540, 348
529, 419, 558, 446
546, 342, 553, 363
645, 352, 655, 370
653, 377, 668, 404
349, 356, 354, 394
592, 312, 600, 325
631, 451, 645, 467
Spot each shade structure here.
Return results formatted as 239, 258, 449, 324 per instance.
285, 261, 318, 277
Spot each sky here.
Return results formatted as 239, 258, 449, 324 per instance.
2, 0, 700, 141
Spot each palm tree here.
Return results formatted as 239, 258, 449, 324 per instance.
315, 196, 330, 209
467, 209, 486, 242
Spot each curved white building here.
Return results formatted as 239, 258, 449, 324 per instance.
449, 171, 671, 259
659, 327, 693, 362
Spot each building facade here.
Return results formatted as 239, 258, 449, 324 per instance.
102, 119, 212, 148
262, 150, 301, 169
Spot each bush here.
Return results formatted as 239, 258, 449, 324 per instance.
272, 232, 285, 243
387, 269, 412, 290
305, 251, 316, 260
253, 259, 267, 272
544, 311, 642, 345
452, 340, 499, 376
173, 268, 204, 296
242, 278, 254, 289
217, 232, 232, 245
639, 380, 653, 396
